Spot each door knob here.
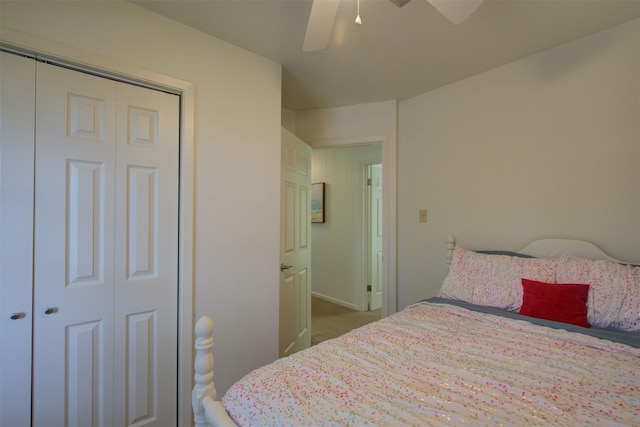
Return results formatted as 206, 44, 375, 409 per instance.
280, 263, 293, 272
44, 307, 58, 315
10, 312, 26, 320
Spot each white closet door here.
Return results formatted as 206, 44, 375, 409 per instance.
33, 62, 118, 427
32, 62, 179, 426
0, 51, 36, 427
113, 82, 179, 426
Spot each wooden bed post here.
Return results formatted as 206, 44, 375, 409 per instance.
446, 234, 456, 264
192, 316, 216, 427
192, 316, 237, 427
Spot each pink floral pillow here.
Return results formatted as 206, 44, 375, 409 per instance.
556, 255, 640, 331
438, 246, 557, 310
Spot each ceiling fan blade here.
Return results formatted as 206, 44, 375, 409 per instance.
427, 0, 483, 25
303, 0, 340, 52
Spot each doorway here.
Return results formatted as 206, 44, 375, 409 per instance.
308, 135, 395, 317
309, 144, 383, 341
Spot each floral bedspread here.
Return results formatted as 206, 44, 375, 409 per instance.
222, 302, 640, 426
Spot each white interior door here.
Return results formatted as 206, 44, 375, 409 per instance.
367, 164, 383, 311
113, 81, 179, 426
32, 62, 118, 426
31, 61, 179, 426
0, 51, 36, 427
280, 128, 312, 357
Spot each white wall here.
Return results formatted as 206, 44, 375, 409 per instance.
281, 108, 296, 134
296, 101, 397, 143
397, 19, 640, 309
1, 0, 282, 400
311, 145, 382, 310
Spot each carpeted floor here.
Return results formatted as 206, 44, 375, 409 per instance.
311, 297, 381, 346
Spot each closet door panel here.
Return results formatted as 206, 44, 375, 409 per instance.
113, 83, 179, 426
33, 62, 117, 427
0, 51, 36, 427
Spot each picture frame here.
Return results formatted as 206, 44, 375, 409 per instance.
311, 182, 325, 223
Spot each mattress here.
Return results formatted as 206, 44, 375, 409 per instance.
221, 300, 640, 426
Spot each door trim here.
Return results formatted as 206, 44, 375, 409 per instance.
308, 135, 396, 317
1, 31, 195, 426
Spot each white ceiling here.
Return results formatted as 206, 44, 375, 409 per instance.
132, 0, 640, 111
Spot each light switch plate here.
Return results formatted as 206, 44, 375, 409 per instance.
419, 209, 427, 223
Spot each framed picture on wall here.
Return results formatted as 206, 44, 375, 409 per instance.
311, 182, 325, 223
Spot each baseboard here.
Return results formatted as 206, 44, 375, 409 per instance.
311, 292, 361, 311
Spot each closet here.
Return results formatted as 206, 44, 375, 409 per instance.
1, 51, 179, 426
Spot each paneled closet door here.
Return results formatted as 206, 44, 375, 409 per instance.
0, 51, 36, 427
32, 62, 179, 426
33, 62, 118, 427
113, 78, 179, 426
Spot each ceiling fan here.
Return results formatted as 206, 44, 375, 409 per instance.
303, 0, 484, 51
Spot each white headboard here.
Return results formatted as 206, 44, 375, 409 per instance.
446, 234, 628, 264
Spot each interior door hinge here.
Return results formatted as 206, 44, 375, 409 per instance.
367, 178, 372, 186
366, 284, 372, 292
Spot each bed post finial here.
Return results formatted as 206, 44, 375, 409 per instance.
193, 315, 216, 427
446, 234, 456, 265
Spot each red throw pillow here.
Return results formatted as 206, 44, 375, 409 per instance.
520, 279, 590, 327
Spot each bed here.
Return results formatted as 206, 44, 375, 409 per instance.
192, 236, 640, 426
